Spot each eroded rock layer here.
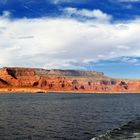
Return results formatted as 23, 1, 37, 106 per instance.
0, 67, 140, 93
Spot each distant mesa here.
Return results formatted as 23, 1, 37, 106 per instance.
0, 67, 140, 93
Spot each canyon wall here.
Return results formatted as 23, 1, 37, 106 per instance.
0, 67, 140, 93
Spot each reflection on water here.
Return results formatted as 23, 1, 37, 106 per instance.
0, 93, 140, 140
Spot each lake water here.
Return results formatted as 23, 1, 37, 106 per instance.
0, 93, 140, 140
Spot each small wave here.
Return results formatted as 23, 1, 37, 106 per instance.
92, 117, 140, 140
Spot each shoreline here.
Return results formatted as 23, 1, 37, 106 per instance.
0, 88, 47, 93
0, 88, 140, 94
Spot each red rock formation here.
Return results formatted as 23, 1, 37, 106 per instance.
0, 67, 140, 93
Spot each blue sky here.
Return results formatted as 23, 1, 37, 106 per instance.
0, 0, 140, 20
0, 0, 140, 78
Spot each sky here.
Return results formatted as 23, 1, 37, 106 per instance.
0, 0, 140, 78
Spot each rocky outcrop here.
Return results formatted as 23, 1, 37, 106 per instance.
0, 67, 140, 93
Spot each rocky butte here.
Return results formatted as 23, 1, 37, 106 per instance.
0, 67, 140, 93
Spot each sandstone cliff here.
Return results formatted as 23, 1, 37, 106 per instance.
0, 67, 140, 93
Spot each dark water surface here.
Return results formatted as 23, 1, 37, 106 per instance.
0, 93, 140, 140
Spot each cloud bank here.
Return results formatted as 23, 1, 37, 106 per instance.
0, 9, 140, 69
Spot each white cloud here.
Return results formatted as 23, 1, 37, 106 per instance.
0, 10, 140, 69
1, 11, 11, 18
63, 8, 112, 22
122, 57, 139, 63
50, 0, 86, 4
118, 0, 140, 2
51, 0, 71, 4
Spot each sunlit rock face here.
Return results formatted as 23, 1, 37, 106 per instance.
0, 67, 140, 93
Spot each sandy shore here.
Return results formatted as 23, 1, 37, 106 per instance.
0, 88, 47, 93
0, 88, 140, 94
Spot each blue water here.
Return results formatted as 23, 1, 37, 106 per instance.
0, 93, 140, 140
